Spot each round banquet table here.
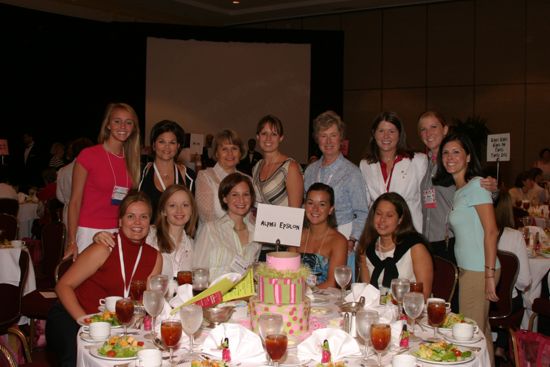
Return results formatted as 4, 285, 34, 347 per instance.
76, 288, 490, 367
521, 255, 550, 330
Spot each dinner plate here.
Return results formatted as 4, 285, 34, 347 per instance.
310, 306, 334, 316
308, 294, 330, 306
88, 345, 139, 361
77, 313, 122, 328
411, 346, 476, 365
541, 252, 550, 258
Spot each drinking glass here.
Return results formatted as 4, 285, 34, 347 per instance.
427, 298, 447, 341
334, 265, 352, 301
370, 323, 391, 367
130, 279, 146, 304
402, 292, 424, 341
148, 274, 169, 296
356, 310, 379, 361
390, 278, 410, 316
259, 313, 283, 365
177, 271, 193, 286
161, 318, 183, 365
179, 304, 203, 357
192, 268, 209, 296
143, 290, 164, 339
115, 298, 134, 336
409, 281, 423, 294
265, 334, 288, 367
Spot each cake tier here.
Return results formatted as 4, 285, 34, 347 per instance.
258, 275, 305, 305
249, 296, 310, 341
266, 252, 300, 272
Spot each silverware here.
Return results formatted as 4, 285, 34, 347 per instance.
153, 337, 167, 351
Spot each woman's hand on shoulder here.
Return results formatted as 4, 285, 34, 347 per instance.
93, 231, 116, 250
480, 176, 498, 193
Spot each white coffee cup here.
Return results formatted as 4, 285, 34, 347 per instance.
99, 296, 123, 312
83, 321, 111, 341
136, 349, 162, 367
10, 240, 24, 248
392, 354, 419, 367
452, 322, 474, 341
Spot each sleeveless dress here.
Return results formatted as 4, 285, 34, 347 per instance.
253, 158, 298, 206
301, 253, 329, 284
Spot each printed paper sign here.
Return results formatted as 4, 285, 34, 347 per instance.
190, 133, 204, 155
487, 133, 510, 162
254, 203, 304, 246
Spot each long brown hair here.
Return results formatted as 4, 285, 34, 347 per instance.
98, 102, 141, 188
154, 185, 198, 254
364, 111, 413, 163
357, 192, 418, 255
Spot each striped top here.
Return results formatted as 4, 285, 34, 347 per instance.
252, 158, 296, 206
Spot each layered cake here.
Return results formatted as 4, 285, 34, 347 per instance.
250, 252, 311, 342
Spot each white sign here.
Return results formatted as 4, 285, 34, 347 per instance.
254, 203, 305, 246
190, 133, 204, 155
487, 133, 510, 162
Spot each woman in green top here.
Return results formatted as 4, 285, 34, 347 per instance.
433, 132, 500, 366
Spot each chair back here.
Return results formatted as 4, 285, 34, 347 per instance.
0, 213, 18, 241
0, 198, 19, 217
511, 328, 550, 367
0, 250, 29, 331
432, 255, 458, 303
0, 344, 17, 367
40, 221, 66, 288
489, 250, 519, 319
55, 257, 73, 283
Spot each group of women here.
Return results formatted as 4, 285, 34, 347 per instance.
48, 102, 505, 366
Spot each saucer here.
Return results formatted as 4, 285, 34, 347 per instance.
441, 331, 483, 344
79, 331, 109, 343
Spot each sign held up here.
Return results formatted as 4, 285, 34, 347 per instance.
487, 133, 510, 162
254, 203, 304, 247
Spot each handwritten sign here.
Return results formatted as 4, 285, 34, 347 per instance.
487, 133, 510, 162
190, 133, 204, 155
254, 203, 304, 246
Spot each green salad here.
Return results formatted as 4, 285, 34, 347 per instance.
97, 335, 144, 358
415, 341, 473, 362
84, 311, 120, 327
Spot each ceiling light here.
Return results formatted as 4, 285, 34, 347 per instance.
232, 0, 240, 4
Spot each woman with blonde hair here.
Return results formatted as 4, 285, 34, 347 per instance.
65, 102, 141, 259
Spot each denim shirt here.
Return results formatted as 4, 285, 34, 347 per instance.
304, 154, 369, 240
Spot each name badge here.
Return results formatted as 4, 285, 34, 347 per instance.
423, 188, 437, 209
229, 255, 249, 275
111, 185, 129, 205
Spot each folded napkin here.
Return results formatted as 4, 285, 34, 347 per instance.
168, 284, 193, 308
0, 248, 22, 287
344, 283, 380, 309
297, 328, 361, 363
201, 323, 265, 364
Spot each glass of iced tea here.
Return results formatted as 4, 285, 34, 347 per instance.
409, 281, 423, 294
427, 298, 447, 340
177, 271, 193, 286
265, 334, 288, 367
370, 323, 391, 367
115, 298, 134, 336
192, 268, 209, 296
130, 279, 146, 304
161, 318, 183, 365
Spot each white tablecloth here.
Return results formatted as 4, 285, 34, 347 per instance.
76, 289, 490, 367
521, 256, 550, 329
17, 202, 38, 239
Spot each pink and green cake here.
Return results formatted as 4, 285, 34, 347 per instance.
250, 252, 311, 341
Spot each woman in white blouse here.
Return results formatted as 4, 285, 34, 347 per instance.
360, 112, 426, 232
195, 129, 246, 225
93, 184, 198, 278
194, 173, 261, 281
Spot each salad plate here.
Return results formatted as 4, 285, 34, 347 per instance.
77, 312, 122, 328
420, 313, 477, 331
89, 335, 149, 361
89, 346, 138, 361
412, 341, 475, 365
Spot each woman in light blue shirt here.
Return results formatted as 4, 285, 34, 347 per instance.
433, 132, 500, 364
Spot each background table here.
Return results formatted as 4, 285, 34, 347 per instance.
17, 202, 38, 239
521, 255, 550, 330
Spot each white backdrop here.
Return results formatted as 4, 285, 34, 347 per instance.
146, 37, 311, 163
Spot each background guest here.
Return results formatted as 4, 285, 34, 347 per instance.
533, 147, 550, 182
48, 142, 66, 169
237, 138, 262, 175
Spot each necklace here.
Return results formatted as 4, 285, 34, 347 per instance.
303, 226, 329, 255
234, 225, 247, 232
103, 143, 124, 159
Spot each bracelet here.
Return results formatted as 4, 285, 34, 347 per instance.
484, 265, 496, 271
485, 275, 495, 279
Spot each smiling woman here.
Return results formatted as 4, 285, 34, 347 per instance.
65, 103, 142, 260
47, 191, 162, 366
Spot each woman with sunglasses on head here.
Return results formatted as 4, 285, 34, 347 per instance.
65, 103, 141, 260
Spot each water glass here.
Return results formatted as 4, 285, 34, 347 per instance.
265, 334, 287, 367
192, 268, 209, 296
402, 292, 424, 340
356, 310, 379, 361
390, 278, 410, 316
259, 313, 283, 365
143, 290, 164, 339
180, 304, 203, 356
334, 265, 352, 301
148, 274, 169, 296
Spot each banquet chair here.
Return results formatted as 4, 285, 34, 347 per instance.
0, 250, 32, 363
0, 198, 19, 216
36, 221, 65, 289
0, 213, 18, 241
0, 343, 18, 367
528, 297, 550, 331
489, 250, 524, 330
431, 255, 458, 303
